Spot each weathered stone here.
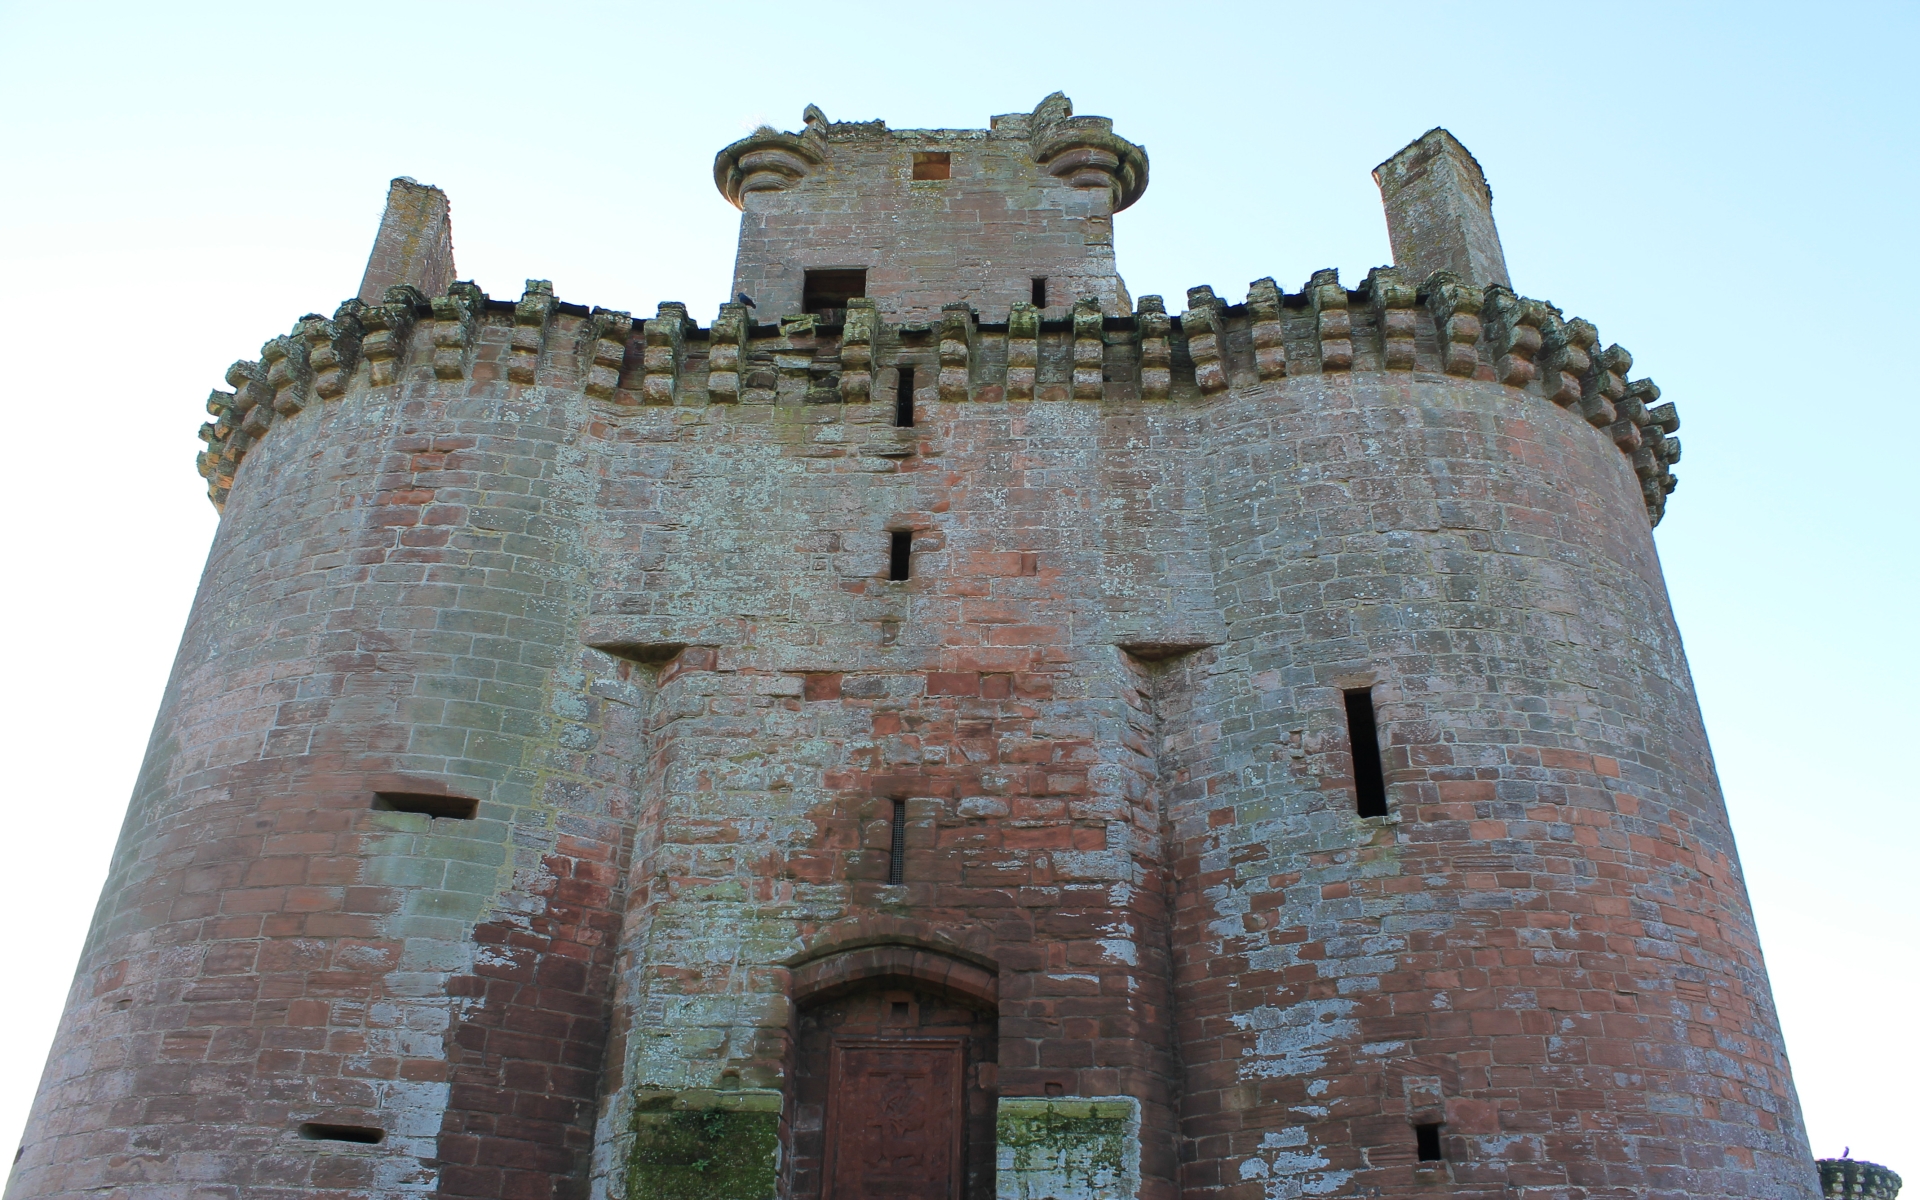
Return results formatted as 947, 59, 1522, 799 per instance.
12, 97, 1815, 1200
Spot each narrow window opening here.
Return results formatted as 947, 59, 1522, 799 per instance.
891, 1000, 910, 1020
888, 531, 912, 582
1343, 687, 1388, 818
373, 792, 478, 821
888, 799, 907, 883
1031, 276, 1048, 308
300, 1122, 386, 1145
895, 366, 915, 427
803, 268, 866, 319
911, 151, 951, 180
1414, 1122, 1444, 1162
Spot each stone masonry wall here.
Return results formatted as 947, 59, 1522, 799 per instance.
1171, 375, 1812, 1197
580, 355, 1211, 1199
723, 95, 1146, 322
8, 308, 636, 1200
17, 129, 1801, 1197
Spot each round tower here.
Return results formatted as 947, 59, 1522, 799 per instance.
6, 188, 644, 1197
8, 103, 1819, 1200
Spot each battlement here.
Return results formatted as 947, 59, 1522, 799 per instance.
196, 266, 1679, 522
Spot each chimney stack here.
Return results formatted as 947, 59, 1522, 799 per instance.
1374, 129, 1511, 290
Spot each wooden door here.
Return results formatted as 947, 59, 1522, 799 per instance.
823, 1037, 964, 1200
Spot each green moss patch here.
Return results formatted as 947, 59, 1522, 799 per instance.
625, 1095, 780, 1200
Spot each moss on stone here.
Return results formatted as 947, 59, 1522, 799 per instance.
625, 1103, 779, 1200
997, 1098, 1136, 1198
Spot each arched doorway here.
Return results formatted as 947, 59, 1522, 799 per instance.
788, 948, 998, 1200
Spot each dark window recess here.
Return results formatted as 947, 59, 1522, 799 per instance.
895, 366, 915, 427
373, 792, 478, 821
803, 269, 867, 319
1343, 687, 1389, 818
1031, 276, 1048, 307
891, 1000, 910, 1020
911, 151, 951, 180
300, 1123, 386, 1145
888, 799, 907, 884
1415, 1122, 1444, 1162
889, 531, 912, 582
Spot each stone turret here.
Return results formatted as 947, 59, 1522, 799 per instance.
718, 93, 1147, 322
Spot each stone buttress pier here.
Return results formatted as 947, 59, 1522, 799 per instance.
8, 96, 1816, 1200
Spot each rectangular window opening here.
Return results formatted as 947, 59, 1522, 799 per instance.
912, 151, 951, 180
888, 531, 912, 582
895, 366, 915, 427
1031, 276, 1048, 308
300, 1122, 386, 1145
373, 792, 478, 821
803, 268, 866, 319
1414, 1122, 1444, 1162
888, 799, 907, 884
1343, 687, 1389, 818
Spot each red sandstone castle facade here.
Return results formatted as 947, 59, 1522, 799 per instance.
9, 94, 1817, 1200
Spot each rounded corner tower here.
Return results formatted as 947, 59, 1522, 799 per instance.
8, 95, 1817, 1200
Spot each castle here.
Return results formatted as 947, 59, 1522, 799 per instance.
8, 94, 1825, 1199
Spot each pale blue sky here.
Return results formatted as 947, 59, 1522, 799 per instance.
1, 0, 1913, 1172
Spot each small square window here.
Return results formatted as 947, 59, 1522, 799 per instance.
803, 269, 866, 318
912, 152, 951, 180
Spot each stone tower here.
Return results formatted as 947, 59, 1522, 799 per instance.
9, 96, 1818, 1200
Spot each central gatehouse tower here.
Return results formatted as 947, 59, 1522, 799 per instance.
11, 94, 1817, 1200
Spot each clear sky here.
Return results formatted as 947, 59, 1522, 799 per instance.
1, 0, 1913, 1175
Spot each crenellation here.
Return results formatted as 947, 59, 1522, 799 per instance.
938, 303, 973, 402
1421, 269, 1484, 377
1536, 309, 1595, 410
360, 284, 423, 387
509, 279, 557, 385
187, 264, 1690, 524
1482, 285, 1543, 387
1136, 296, 1172, 400
428, 283, 483, 380
1006, 301, 1041, 400
1245, 277, 1288, 383
705, 302, 747, 402
641, 301, 688, 405
837, 298, 875, 402
261, 327, 312, 416
1071, 297, 1104, 399
1308, 269, 1353, 371
585, 306, 634, 401
1182, 285, 1229, 394
306, 301, 365, 400
1364, 266, 1419, 371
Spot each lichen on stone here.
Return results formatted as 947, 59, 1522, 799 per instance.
996, 1096, 1139, 1199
